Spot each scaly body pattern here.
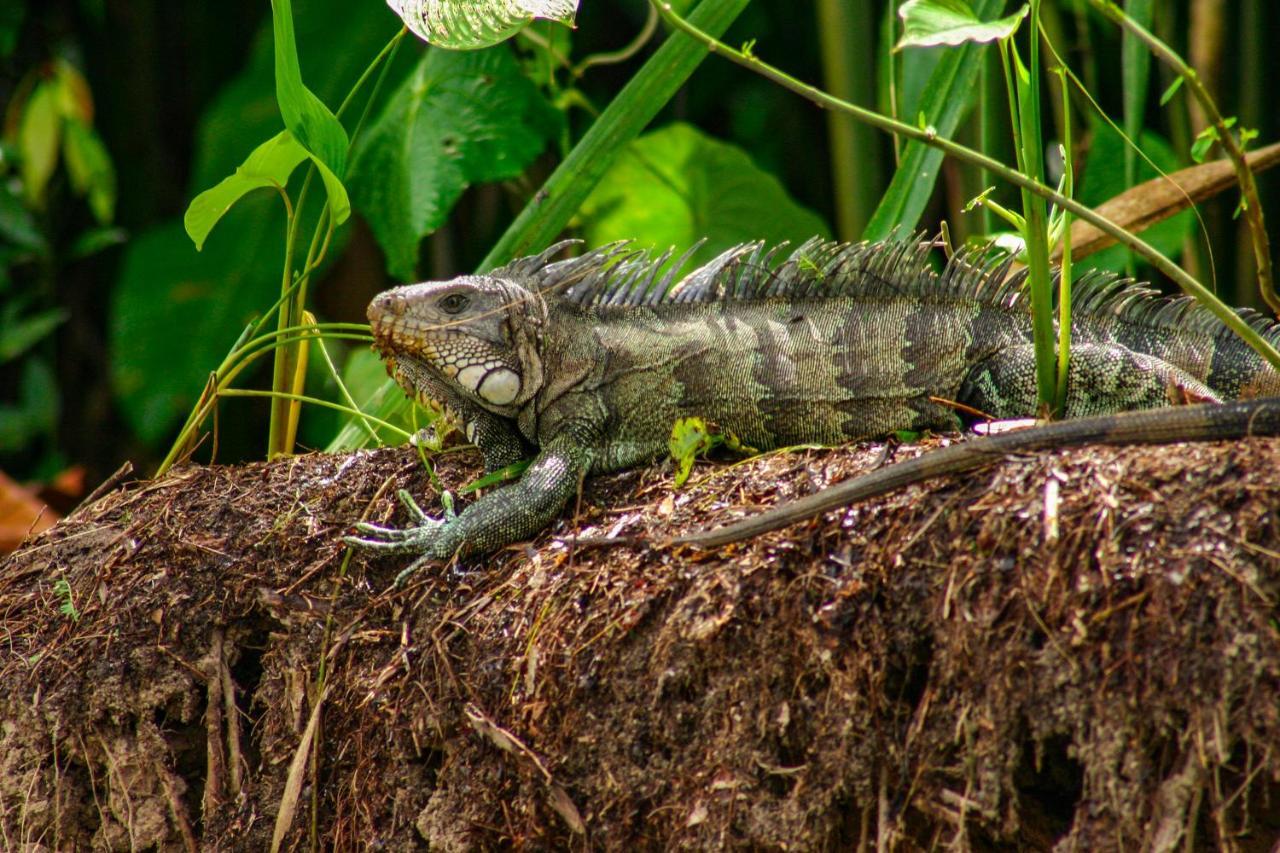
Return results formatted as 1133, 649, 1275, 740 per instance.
348, 238, 1280, 578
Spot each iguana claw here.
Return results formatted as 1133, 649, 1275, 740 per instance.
344, 490, 459, 585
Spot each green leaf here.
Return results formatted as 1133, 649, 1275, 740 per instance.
866, 0, 1007, 240
0, 180, 46, 255
190, 0, 408, 195
62, 117, 116, 224
270, 0, 350, 179
461, 459, 530, 493
666, 416, 754, 488
896, 0, 1026, 49
579, 122, 830, 269
185, 129, 351, 252
0, 305, 67, 362
111, 203, 285, 444
17, 81, 61, 208
68, 225, 127, 260
184, 130, 308, 250
1080, 123, 1193, 272
1159, 75, 1184, 106
389, 0, 578, 50
348, 45, 558, 279
668, 417, 713, 488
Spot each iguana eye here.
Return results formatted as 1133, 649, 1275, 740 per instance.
438, 293, 470, 315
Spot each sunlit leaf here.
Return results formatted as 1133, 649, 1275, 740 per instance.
184, 131, 307, 250
579, 122, 830, 270
897, 0, 1026, 49
270, 0, 349, 178
17, 81, 60, 207
349, 46, 558, 279
389, 0, 578, 49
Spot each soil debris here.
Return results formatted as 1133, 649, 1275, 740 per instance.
2, 436, 1279, 850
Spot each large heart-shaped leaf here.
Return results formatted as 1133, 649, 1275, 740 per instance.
897, 0, 1026, 49
111, 202, 284, 444
578, 122, 830, 268
348, 45, 558, 280
389, 0, 578, 50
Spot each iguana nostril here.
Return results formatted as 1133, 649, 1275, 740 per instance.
369, 291, 408, 323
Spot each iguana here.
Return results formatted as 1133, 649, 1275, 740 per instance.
347, 238, 1280, 580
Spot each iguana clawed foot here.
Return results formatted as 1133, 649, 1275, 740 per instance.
345, 489, 458, 586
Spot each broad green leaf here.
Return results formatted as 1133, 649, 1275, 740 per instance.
62, 117, 116, 224
270, 0, 349, 179
184, 130, 307, 250
865, 0, 1007, 240
349, 46, 558, 280
111, 203, 284, 444
389, 0, 578, 50
112, 0, 391, 446
1080, 123, 1192, 272
17, 81, 61, 207
897, 0, 1026, 49
579, 123, 830, 269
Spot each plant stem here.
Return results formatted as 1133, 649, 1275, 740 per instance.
268, 27, 407, 459
816, 0, 880, 240
1014, 0, 1056, 411
648, 1, 1280, 373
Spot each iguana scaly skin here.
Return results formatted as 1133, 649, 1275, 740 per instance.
348, 238, 1280, 578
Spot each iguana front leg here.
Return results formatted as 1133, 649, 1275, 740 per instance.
400, 367, 529, 473
347, 437, 594, 584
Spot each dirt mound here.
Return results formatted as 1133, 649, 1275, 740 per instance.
2, 436, 1279, 850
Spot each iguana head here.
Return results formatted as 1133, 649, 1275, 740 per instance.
368, 275, 546, 415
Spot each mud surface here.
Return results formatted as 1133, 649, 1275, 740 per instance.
2, 436, 1279, 850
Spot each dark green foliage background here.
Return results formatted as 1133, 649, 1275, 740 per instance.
2, 0, 1278, 485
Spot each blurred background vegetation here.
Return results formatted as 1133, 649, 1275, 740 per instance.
1, 0, 1278, 510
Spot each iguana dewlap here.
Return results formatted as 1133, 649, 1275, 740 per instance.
348, 238, 1280, 578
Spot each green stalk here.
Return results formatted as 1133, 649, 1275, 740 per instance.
864, 0, 1007, 240
267, 28, 407, 459
1053, 68, 1074, 416
1011, 0, 1056, 411
326, 0, 750, 452
645, 2, 1280, 375
1087, 0, 1275, 313
816, 0, 880, 239
157, 326, 373, 475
